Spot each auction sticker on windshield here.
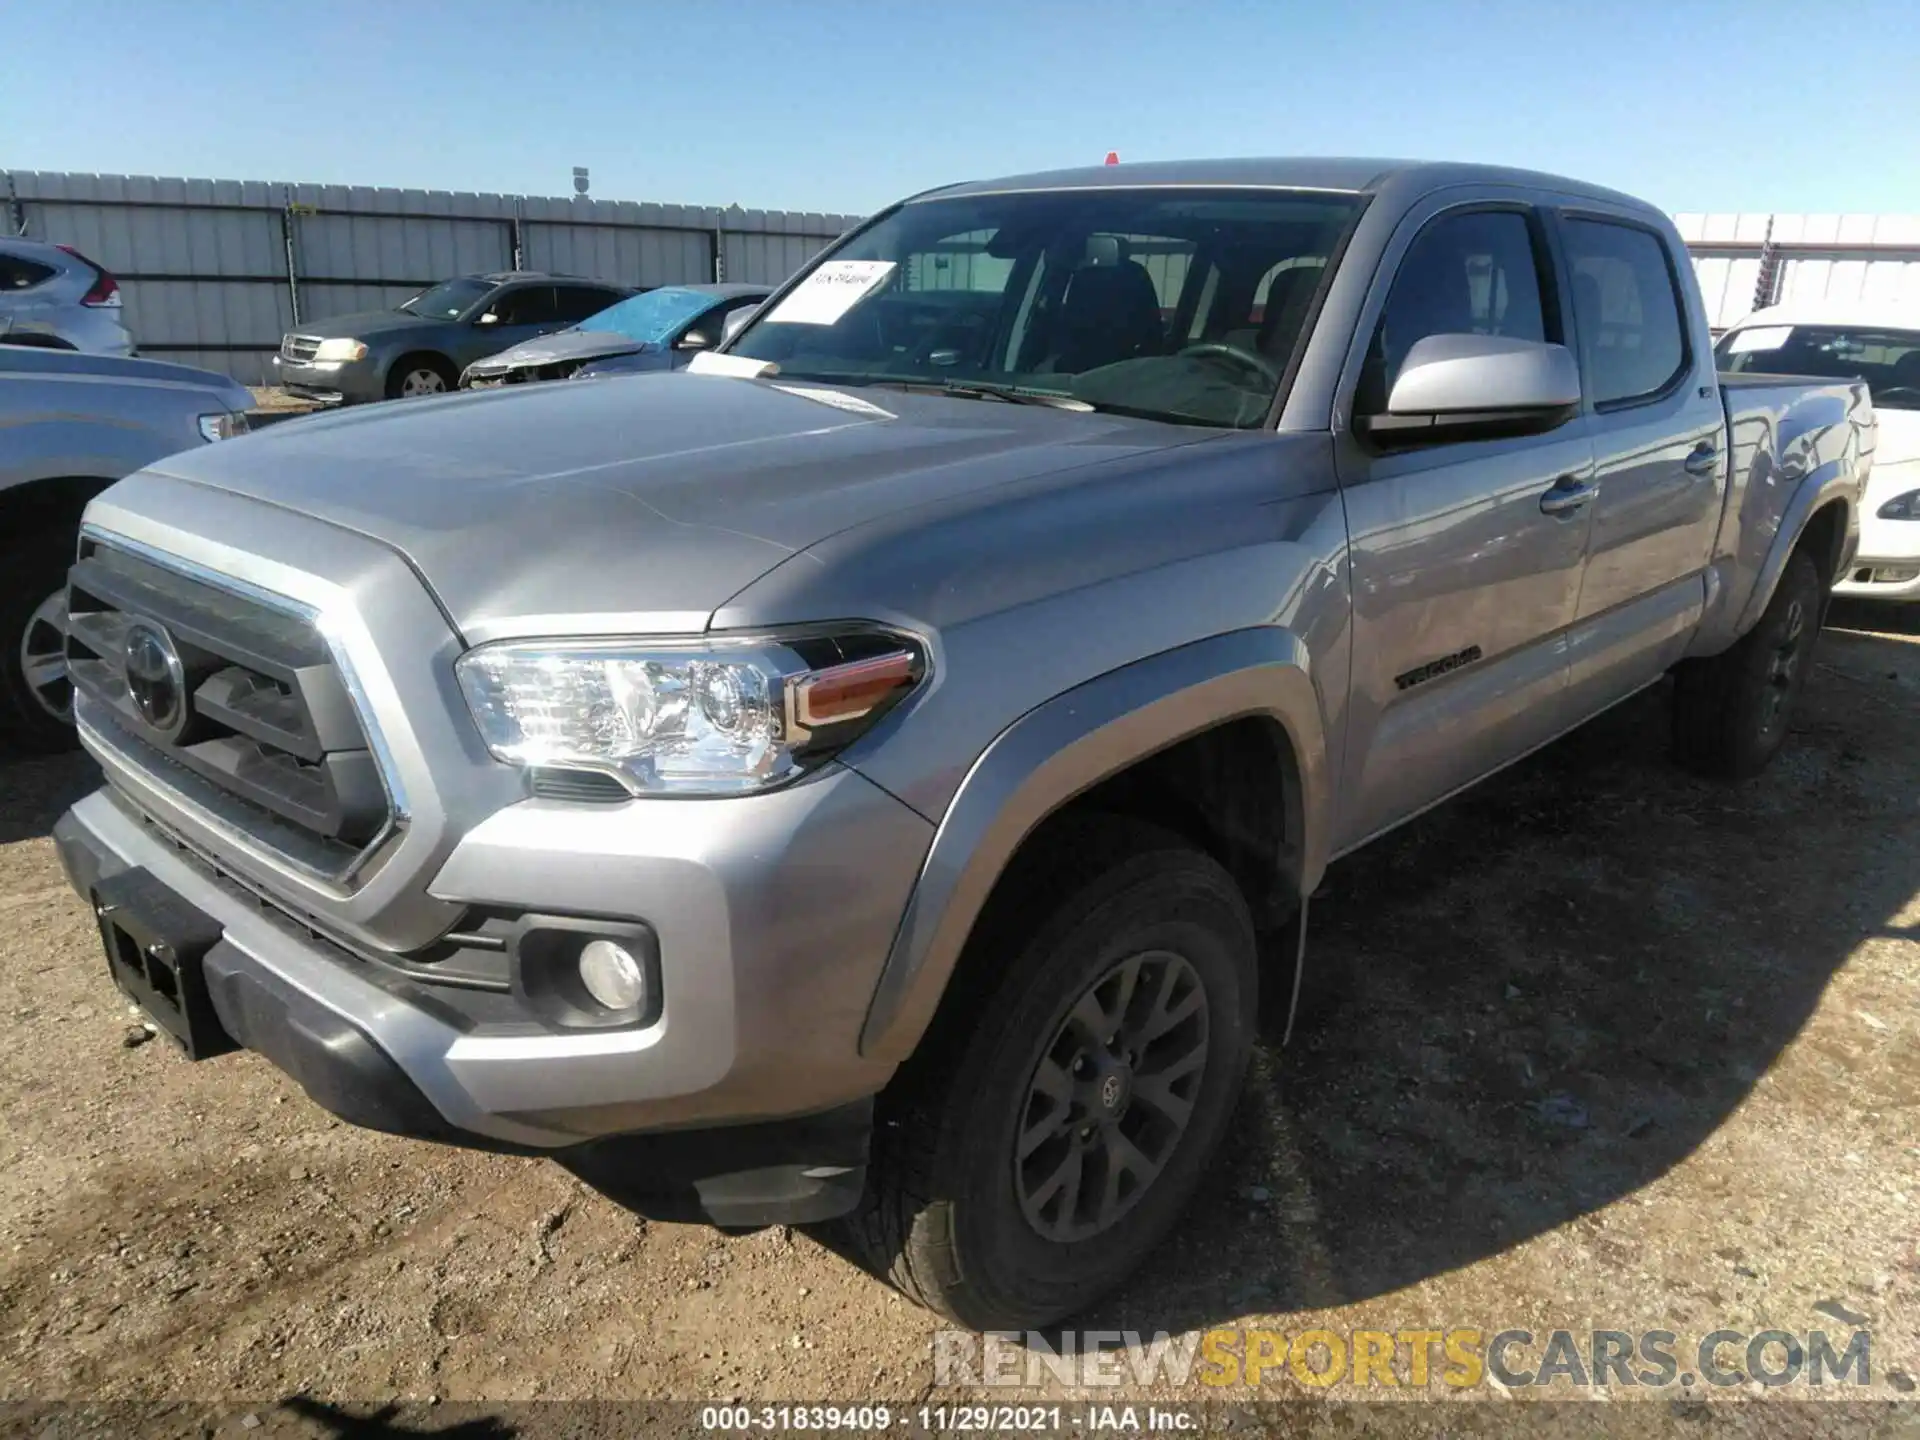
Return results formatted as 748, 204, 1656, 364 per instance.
765, 260, 897, 325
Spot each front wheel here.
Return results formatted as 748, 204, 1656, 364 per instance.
847, 818, 1257, 1330
386, 356, 455, 399
1672, 549, 1824, 779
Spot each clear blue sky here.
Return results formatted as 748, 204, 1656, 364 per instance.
5, 0, 1917, 218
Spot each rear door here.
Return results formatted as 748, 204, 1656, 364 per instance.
1556, 212, 1726, 707
554, 283, 628, 325
1332, 196, 1596, 853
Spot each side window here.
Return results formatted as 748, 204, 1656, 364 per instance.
1562, 219, 1687, 406
489, 285, 559, 326
1359, 210, 1549, 415
0, 255, 56, 291
554, 285, 621, 323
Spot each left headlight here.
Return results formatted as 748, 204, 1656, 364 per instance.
312, 338, 368, 363
197, 412, 250, 443
1877, 489, 1920, 521
454, 631, 926, 796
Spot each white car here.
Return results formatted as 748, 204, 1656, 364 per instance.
1719, 301, 1920, 601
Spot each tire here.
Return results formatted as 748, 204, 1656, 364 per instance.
845, 816, 1258, 1330
0, 524, 81, 754
1672, 549, 1824, 780
385, 355, 455, 400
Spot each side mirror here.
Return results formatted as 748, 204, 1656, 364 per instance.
678, 328, 713, 352
721, 305, 760, 344
476, 312, 500, 327
1369, 334, 1580, 441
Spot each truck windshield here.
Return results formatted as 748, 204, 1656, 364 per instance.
398, 278, 493, 320
1719, 324, 1920, 410
726, 187, 1364, 428
579, 287, 718, 345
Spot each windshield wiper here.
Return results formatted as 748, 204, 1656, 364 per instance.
880, 378, 1094, 412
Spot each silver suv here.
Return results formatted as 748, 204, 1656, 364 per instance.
0, 237, 134, 356
53, 158, 1870, 1331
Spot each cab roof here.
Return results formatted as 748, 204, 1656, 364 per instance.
920, 157, 1658, 216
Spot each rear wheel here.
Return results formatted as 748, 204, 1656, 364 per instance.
845, 817, 1257, 1330
0, 525, 80, 753
385, 355, 455, 399
1672, 549, 1824, 779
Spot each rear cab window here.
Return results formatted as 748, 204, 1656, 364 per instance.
1561, 219, 1689, 407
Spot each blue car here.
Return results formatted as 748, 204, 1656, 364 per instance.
458, 283, 770, 388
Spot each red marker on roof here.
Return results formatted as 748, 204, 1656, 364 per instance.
1104, 151, 1119, 166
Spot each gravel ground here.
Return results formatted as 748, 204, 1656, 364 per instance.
1, 606, 1916, 1432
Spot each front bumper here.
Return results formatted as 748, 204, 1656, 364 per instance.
1833, 517, 1920, 600
56, 766, 926, 1146
55, 772, 926, 1223
270, 354, 382, 404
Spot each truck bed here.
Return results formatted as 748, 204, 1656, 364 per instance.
1709, 372, 1874, 639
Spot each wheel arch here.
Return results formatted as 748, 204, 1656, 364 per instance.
856, 627, 1331, 1064
1729, 481, 1858, 643
385, 350, 457, 394
0, 473, 119, 538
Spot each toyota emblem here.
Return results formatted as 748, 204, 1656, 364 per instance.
123, 619, 187, 738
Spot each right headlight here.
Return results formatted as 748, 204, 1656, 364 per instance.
312, 338, 368, 363
1877, 489, 1920, 521
454, 630, 926, 796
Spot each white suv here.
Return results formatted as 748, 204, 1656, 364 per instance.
0, 235, 135, 357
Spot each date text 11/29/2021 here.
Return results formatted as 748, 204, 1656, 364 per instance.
698, 1405, 1198, 1433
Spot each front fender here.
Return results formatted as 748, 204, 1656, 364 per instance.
856, 627, 1330, 1063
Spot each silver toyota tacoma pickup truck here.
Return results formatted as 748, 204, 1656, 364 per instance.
53, 160, 1873, 1330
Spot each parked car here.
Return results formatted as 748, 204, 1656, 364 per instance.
0, 344, 251, 750
271, 272, 634, 404
54, 159, 1870, 1331
461, 284, 771, 388
1718, 300, 1917, 601
0, 237, 134, 357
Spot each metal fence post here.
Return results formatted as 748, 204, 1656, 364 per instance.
511, 197, 525, 271
712, 227, 725, 283
3, 172, 24, 236
280, 191, 311, 327
1752, 215, 1779, 312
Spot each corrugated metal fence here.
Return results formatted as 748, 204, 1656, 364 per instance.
2, 170, 860, 384
1677, 212, 1920, 333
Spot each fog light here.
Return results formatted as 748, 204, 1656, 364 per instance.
578, 938, 646, 1011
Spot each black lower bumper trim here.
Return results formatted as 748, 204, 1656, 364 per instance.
54, 805, 873, 1226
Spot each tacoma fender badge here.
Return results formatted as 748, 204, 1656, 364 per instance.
1395, 644, 1483, 692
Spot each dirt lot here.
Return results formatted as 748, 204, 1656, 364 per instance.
1, 606, 1917, 1430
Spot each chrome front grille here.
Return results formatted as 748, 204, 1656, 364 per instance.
66, 537, 397, 883
280, 333, 322, 362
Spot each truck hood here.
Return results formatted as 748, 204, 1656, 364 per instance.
467, 329, 650, 373
147, 371, 1214, 639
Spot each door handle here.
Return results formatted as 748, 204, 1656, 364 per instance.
1539, 478, 1596, 517
1683, 442, 1720, 476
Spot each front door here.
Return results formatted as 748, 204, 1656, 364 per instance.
1333, 202, 1595, 854
1557, 213, 1727, 707
457, 284, 564, 368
